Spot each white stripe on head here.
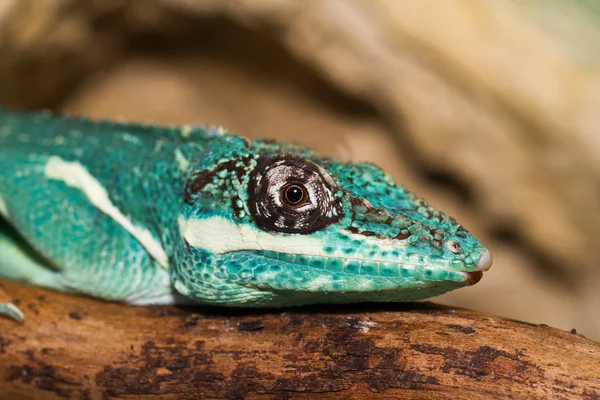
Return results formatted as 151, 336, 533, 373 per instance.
44, 156, 169, 268
179, 215, 324, 256
178, 216, 411, 263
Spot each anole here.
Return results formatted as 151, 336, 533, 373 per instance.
0, 108, 492, 322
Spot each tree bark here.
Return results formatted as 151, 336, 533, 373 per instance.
0, 280, 598, 400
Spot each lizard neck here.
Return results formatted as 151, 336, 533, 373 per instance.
136, 139, 220, 264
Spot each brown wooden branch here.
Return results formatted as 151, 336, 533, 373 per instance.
0, 279, 598, 400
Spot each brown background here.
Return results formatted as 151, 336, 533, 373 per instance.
1, 0, 599, 340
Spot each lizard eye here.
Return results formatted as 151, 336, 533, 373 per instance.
281, 184, 308, 207
249, 155, 341, 234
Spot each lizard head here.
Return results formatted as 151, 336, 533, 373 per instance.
175, 136, 492, 306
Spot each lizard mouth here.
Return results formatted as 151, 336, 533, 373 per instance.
238, 250, 489, 287
464, 271, 483, 285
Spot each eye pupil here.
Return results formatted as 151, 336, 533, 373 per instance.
284, 185, 306, 205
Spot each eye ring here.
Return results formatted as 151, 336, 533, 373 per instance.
281, 183, 308, 207
249, 155, 342, 234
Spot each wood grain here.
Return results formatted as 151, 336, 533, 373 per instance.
1, 280, 598, 399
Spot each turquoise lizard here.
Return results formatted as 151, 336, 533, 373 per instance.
0, 108, 492, 322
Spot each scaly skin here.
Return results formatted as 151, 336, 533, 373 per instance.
0, 108, 492, 320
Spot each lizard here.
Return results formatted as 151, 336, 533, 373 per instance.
0, 108, 492, 322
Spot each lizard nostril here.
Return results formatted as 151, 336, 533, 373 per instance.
445, 240, 461, 254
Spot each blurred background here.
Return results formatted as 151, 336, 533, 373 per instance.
0, 0, 599, 340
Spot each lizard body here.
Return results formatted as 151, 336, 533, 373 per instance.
0, 108, 492, 321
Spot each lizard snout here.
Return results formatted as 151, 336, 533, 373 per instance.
474, 249, 493, 272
